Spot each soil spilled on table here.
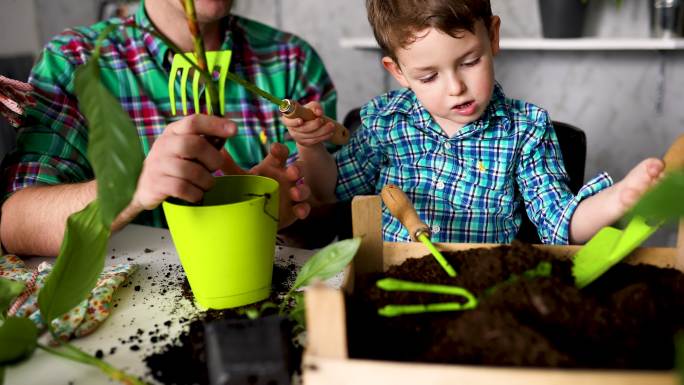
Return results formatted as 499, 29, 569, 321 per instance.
143, 262, 299, 385
347, 241, 684, 369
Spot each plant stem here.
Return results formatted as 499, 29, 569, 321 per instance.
38, 342, 148, 385
181, 0, 222, 117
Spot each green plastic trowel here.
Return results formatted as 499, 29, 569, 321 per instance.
573, 134, 684, 288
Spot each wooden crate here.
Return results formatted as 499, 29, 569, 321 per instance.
303, 195, 684, 385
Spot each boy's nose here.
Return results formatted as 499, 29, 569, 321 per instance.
447, 75, 466, 96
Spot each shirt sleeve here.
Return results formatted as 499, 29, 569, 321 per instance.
2, 46, 93, 200
334, 104, 384, 201
516, 112, 612, 244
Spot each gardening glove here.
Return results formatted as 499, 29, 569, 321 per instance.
0, 75, 34, 127
0, 254, 136, 341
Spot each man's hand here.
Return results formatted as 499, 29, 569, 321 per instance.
221, 143, 311, 229
132, 114, 237, 211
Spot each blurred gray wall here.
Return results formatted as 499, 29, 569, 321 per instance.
1, 0, 681, 244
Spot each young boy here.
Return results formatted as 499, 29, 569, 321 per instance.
283, 0, 664, 245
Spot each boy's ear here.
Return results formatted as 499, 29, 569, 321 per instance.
381, 56, 410, 88
488, 16, 501, 56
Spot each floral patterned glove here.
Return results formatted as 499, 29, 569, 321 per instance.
0, 254, 136, 341
0, 75, 34, 127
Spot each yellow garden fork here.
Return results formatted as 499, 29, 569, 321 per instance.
167, 50, 350, 145
168, 50, 231, 117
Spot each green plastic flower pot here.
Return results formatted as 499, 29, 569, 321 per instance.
162, 175, 279, 309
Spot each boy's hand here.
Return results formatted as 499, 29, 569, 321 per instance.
615, 158, 665, 211
281, 101, 336, 147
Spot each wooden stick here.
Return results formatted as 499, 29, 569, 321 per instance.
304, 283, 348, 359
351, 195, 384, 275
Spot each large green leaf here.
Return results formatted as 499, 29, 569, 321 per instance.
291, 237, 361, 291
628, 169, 684, 222
289, 293, 306, 330
38, 201, 109, 324
0, 317, 38, 363
74, 25, 144, 226
0, 278, 25, 318
676, 332, 684, 385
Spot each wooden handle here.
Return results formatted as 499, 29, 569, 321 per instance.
663, 134, 684, 173
281, 100, 350, 145
380, 184, 429, 241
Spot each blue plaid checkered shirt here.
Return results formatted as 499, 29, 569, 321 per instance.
334, 84, 612, 244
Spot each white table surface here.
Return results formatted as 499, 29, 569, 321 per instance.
4, 224, 321, 385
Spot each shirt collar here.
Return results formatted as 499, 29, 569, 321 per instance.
407, 82, 511, 138
135, 1, 236, 71
461, 82, 510, 136
372, 82, 511, 138
375, 89, 434, 134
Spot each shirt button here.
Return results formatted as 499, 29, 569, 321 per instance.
432, 225, 441, 234
444, 142, 451, 149
436, 181, 445, 190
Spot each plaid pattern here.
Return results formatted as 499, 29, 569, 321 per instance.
335, 84, 612, 245
1, 3, 336, 227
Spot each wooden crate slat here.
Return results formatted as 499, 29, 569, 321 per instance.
303, 356, 676, 385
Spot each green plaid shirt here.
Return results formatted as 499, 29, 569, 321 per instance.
335, 84, 612, 245
2, 3, 336, 227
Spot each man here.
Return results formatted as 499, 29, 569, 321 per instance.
1, 0, 338, 256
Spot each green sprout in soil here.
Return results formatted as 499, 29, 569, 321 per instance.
244, 237, 361, 334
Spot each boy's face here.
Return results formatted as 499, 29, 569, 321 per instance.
383, 17, 501, 134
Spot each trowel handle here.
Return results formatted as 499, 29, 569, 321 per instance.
381, 184, 430, 241
663, 134, 684, 173
280, 99, 350, 145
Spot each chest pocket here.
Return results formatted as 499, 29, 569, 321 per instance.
452, 157, 514, 208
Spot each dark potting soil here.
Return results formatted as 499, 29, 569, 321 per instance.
143, 263, 300, 385
347, 241, 684, 369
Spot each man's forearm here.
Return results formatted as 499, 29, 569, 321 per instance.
0, 181, 144, 256
0, 182, 98, 256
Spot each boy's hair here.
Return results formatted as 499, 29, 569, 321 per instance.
366, 0, 493, 61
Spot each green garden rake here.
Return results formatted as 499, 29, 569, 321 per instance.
375, 278, 478, 317
375, 261, 552, 317
167, 50, 350, 145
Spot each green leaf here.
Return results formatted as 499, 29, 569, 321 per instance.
0, 278, 25, 317
74, 25, 144, 226
291, 237, 361, 291
485, 261, 552, 296
0, 317, 38, 364
38, 202, 110, 324
289, 293, 306, 329
677, 332, 684, 385
628, 169, 684, 222
245, 308, 259, 320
